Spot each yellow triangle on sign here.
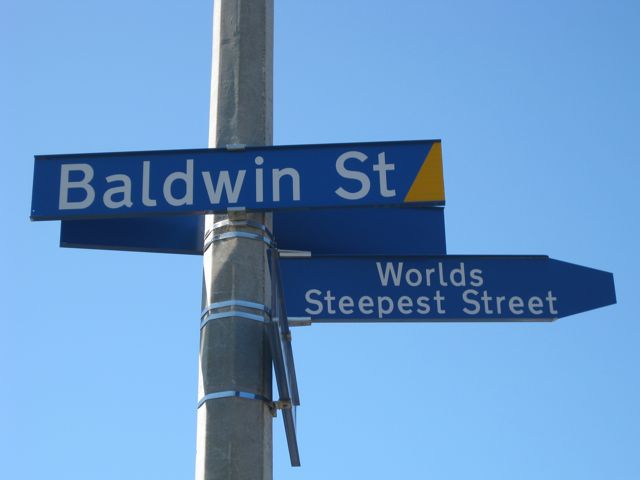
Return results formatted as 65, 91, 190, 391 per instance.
404, 141, 445, 203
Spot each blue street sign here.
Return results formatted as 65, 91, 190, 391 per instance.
31, 140, 445, 220
279, 256, 616, 322
59, 206, 446, 255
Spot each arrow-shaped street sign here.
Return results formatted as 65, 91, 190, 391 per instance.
280, 255, 616, 322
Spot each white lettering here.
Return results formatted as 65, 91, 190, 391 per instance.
255, 156, 264, 203
335, 151, 370, 200
201, 169, 246, 204
416, 296, 431, 314
469, 268, 484, 287
528, 296, 544, 315
509, 296, 524, 314
462, 289, 481, 315
481, 290, 493, 314
377, 296, 394, 318
376, 262, 403, 287
272, 168, 300, 202
372, 152, 396, 197
59, 164, 95, 210
304, 289, 323, 315
103, 174, 133, 209
324, 290, 336, 314
450, 263, 466, 287
546, 291, 558, 314
338, 296, 355, 314
142, 161, 157, 207
358, 296, 374, 314
397, 296, 413, 314
425, 268, 436, 286
405, 268, 422, 287
163, 159, 194, 206
438, 262, 449, 286
495, 296, 506, 314
434, 290, 446, 314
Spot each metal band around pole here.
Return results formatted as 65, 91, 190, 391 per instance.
210, 218, 274, 238
203, 231, 274, 253
201, 300, 269, 319
201, 310, 268, 329
198, 390, 272, 409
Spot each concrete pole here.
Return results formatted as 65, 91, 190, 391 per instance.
196, 1, 273, 479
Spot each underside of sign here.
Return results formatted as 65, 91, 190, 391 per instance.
59, 206, 446, 256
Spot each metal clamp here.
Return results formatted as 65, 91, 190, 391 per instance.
211, 218, 273, 238
273, 399, 293, 410
201, 310, 268, 329
198, 390, 271, 409
201, 300, 269, 319
278, 250, 312, 258
203, 231, 274, 252
288, 317, 313, 327
227, 206, 246, 213
225, 144, 246, 151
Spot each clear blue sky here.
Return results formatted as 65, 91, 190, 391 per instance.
3, 0, 639, 478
